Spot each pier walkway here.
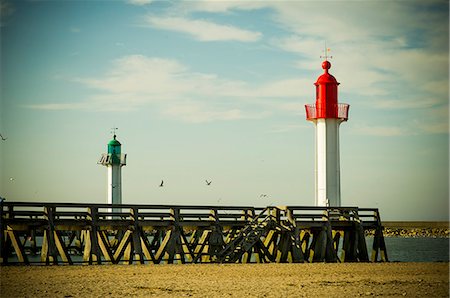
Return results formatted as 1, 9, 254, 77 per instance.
1, 202, 388, 265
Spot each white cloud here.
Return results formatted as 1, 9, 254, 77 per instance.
420, 122, 449, 135
275, 102, 309, 117
175, 1, 268, 13
75, 56, 190, 96
127, 0, 153, 6
23, 103, 88, 111
162, 102, 268, 123
266, 1, 448, 109
267, 124, 308, 133
351, 125, 406, 137
27, 55, 299, 120
72, 55, 308, 104
414, 106, 449, 135
26, 1, 447, 133
145, 16, 262, 42
257, 78, 311, 99
372, 97, 443, 110
28, 52, 446, 131
351, 111, 449, 136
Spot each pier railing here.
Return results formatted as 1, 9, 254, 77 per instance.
1, 202, 388, 265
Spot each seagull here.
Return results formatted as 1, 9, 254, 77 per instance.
159, 180, 164, 187
260, 194, 268, 198
0, 134, 6, 141
205, 180, 212, 186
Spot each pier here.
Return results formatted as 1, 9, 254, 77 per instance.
1, 202, 388, 265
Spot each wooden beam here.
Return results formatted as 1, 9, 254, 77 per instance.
7, 230, 28, 264
97, 231, 113, 264
53, 230, 72, 264
113, 230, 132, 262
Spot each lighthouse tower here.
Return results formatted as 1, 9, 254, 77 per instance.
305, 60, 349, 207
98, 132, 127, 213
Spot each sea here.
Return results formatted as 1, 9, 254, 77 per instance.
366, 236, 449, 262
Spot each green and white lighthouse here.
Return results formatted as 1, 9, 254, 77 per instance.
98, 132, 127, 213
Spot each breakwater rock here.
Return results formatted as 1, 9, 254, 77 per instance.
365, 228, 449, 238
365, 221, 449, 238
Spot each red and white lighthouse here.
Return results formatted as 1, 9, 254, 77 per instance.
305, 60, 349, 207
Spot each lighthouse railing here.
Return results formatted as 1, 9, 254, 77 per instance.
305, 103, 349, 120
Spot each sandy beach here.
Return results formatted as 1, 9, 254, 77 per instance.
1, 263, 448, 297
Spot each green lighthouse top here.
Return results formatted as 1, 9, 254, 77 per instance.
98, 128, 126, 166
108, 134, 121, 155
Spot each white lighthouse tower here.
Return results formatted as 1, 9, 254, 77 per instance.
305, 59, 349, 207
98, 131, 127, 213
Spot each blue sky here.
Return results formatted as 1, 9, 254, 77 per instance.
0, 0, 448, 221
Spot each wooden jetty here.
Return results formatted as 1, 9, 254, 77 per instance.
0, 202, 388, 265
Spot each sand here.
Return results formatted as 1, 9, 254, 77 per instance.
1, 263, 448, 297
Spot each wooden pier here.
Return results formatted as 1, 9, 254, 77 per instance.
0, 202, 388, 265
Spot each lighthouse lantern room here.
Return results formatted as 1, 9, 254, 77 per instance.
98, 132, 127, 213
305, 60, 349, 207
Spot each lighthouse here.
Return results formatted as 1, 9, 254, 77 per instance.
98, 132, 127, 213
305, 59, 349, 207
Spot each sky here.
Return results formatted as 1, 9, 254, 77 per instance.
0, 0, 448, 221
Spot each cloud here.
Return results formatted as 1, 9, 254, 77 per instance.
72, 55, 308, 105
351, 125, 407, 137
127, 0, 153, 6
27, 52, 446, 131
74, 56, 190, 96
162, 102, 268, 123
26, 54, 314, 123
174, 1, 268, 13
420, 122, 449, 135
23, 103, 88, 111
25, 1, 447, 132
267, 124, 308, 133
266, 1, 448, 108
145, 16, 262, 42
372, 97, 444, 110
352, 109, 449, 136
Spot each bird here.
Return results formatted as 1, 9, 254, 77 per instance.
0, 134, 6, 141
159, 180, 164, 187
260, 194, 268, 198
205, 180, 212, 186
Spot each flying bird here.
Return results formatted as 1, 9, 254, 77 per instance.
159, 180, 164, 187
0, 134, 6, 141
260, 194, 268, 198
205, 180, 212, 186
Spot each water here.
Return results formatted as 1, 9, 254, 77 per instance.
366, 237, 449, 262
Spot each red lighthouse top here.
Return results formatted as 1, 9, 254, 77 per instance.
305, 60, 349, 121
316, 61, 337, 85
